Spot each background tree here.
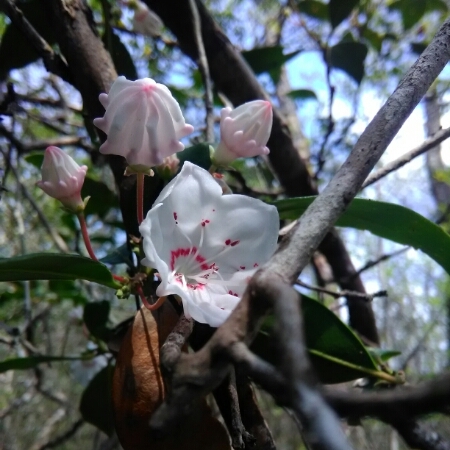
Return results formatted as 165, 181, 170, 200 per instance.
1, 0, 450, 449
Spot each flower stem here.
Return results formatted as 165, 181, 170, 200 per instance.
136, 173, 144, 225
136, 285, 167, 311
77, 213, 98, 262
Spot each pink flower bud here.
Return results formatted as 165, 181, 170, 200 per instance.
93, 77, 194, 169
132, 1, 163, 38
214, 100, 273, 165
36, 146, 87, 213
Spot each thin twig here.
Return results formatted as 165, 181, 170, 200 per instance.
37, 418, 84, 450
188, 0, 214, 143
295, 280, 387, 302
362, 127, 450, 189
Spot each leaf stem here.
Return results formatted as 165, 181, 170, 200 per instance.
137, 173, 144, 225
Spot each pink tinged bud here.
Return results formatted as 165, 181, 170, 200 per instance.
93, 76, 194, 169
36, 146, 87, 213
214, 100, 273, 165
132, 1, 163, 38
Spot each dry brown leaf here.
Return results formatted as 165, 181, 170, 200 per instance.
112, 302, 231, 449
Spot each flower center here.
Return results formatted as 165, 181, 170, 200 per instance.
170, 247, 219, 290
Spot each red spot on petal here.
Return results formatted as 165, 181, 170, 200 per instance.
254, 263, 259, 268
240, 266, 245, 270
230, 240, 240, 247
225, 239, 231, 245
201, 219, 210, 227
228, 290, 238, 297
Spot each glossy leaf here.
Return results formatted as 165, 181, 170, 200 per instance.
296, 0, 328, 20
242, 46, 301, 84
0, 355, 84, 373
252, 294, 378, 384
275, 197, 450, 276
80, 365, 114, 436
286, 89, 317, 101
0, 253, 120, 289
328, 41, 368, 84
0, 0, 56, 79
329, 0, 360, 29
178, 143, 211, 171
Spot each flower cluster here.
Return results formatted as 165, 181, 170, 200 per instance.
37, 76, 277, 327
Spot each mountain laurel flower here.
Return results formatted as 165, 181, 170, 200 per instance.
132, 1, 163, 38
139, 161, 279, 327
93, 76, 194, 170
213, 100, 273, 166
36, 146, 87, 213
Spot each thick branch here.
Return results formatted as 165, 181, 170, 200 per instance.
324, 372, 450, 420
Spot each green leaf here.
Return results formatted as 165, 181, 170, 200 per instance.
0, 355, 85, 373
83, 301, 111, 341
328, 41, 368, 84
103, 30, 138, 80
0, 0, 56, 80
242, 46, 301, 84
411, 42, 428, 55
252, 294, 378, 384
426, 0, 448, 13
367, 348, 402, 362
296, 0, 328, 20
80, 365, 114, 436
23, 151, 44, 169
0, 253, 120, 289
177, 143, 212, 171
362, 28, 384, 53
389, 0, 427, 30
82, 176, 118, 218
329, 0, 360, 29
286, 89, 317, 101
100, 242, 133, 266
275, 197, 450, 276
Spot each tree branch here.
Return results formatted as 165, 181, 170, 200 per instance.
362, 127, 450, 189
0, 0, 72, 83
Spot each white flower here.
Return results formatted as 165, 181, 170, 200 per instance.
214, 100, 273, 165
36, 146, 87, 212
93, 76, 194, 169
139, 162, 279, 327
132, 1, 163, 38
